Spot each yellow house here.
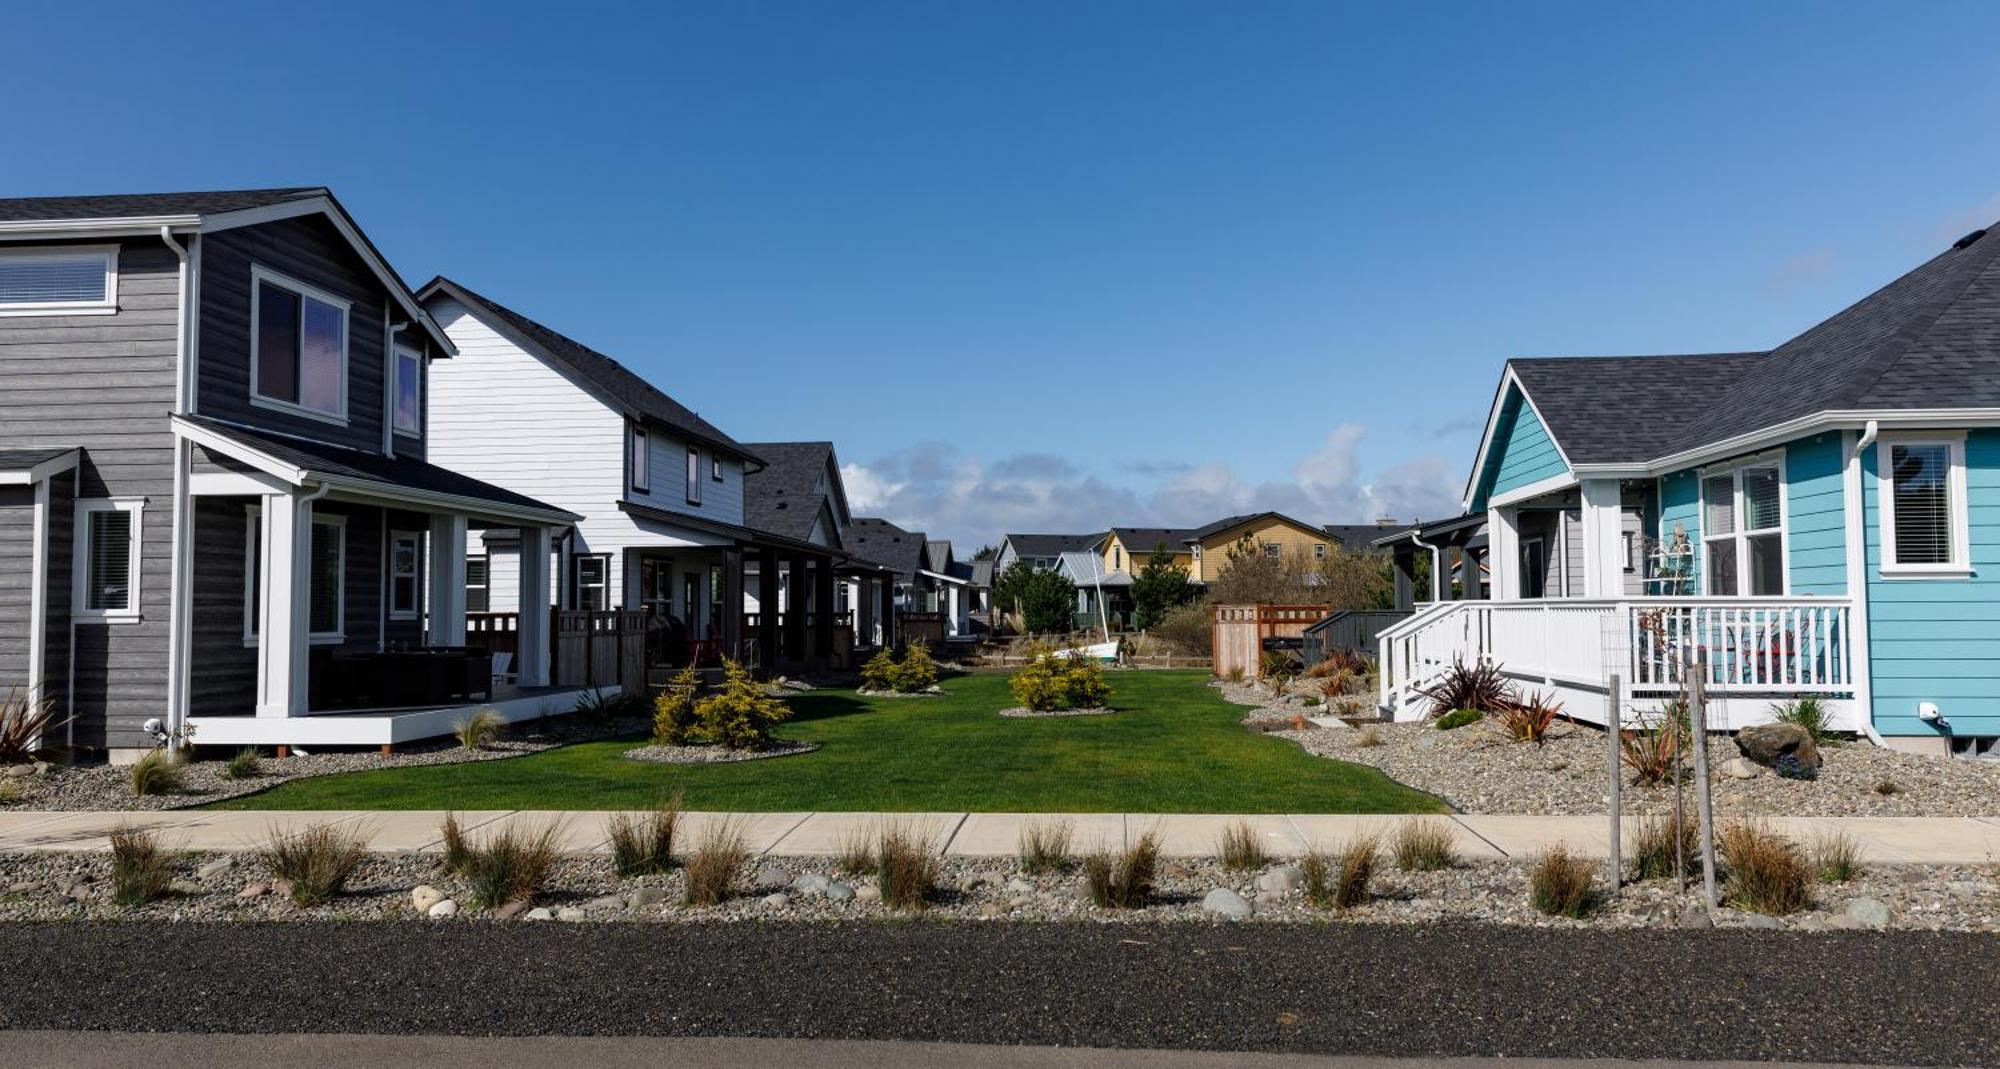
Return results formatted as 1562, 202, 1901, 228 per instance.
1100, 513, 1337, 583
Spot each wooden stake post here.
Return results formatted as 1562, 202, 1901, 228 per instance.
1605, 673, 1622, 894
1689, 650, 1718, 909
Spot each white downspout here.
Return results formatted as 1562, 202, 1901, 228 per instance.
161, 226, 195, 737
1409, 529, 1443, 602
1847, 420, 1883, 746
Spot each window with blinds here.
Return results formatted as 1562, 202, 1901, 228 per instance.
85, 508, 133, 612
1702, 461, 1784, 595
1887, 442, 1959, 569
0, 247, 114, 312
465, 555, 490, 614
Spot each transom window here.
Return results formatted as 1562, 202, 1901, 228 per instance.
0, 245, 117, 315
392, 347, 422, 436
251, 266, 349, 422
1880, 437, 1970, 575
76, 499, 143, 621
1701, 458, 1784, 596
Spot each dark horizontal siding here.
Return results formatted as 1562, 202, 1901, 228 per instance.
0, 489, 33, 689
188, 496, 256, 716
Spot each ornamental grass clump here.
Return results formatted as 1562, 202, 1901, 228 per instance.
1718, 822, 1812, 915
223, 747, 262, 780
108, 826, 176, 907
876, 824, 941, 911
1812, 830, 1862, 884
651, 665, 701, 745
695, 660, 791, 750
1018, 818, 1074, 874
1391, 820, 1457, 871
1304, 836, 1378, 910
1772, 695, 1836, 747
440, 811, 473, 877
129, 749, 185, 797
1630, 813, 1699, 883
1217, 821, 1269, 872
683, 820, 751, 907
1528, 847, 1596, 918
452, 708, 505, 750
463, 822, 565, 909
607, 794, 681, 877
262, 822, 368, 907
1083, 830, 1160, 909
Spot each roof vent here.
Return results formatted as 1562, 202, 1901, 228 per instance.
1954, 228, 1987, 251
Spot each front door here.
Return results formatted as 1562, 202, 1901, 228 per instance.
1519, 537, 1546, 599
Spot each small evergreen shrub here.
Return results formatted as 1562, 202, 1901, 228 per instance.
109, 826, 176, 907
695, 660, 791, 750
1528, 847, 1596, 917
860, 648, 900, 692
652, 665, 701, 745
893, 640, 939, 692
1010, 652, 1112, 711
1434, 709, 1481, 731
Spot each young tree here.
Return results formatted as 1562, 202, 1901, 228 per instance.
993, 560, 1077, 634
1130, 542, 1196, 629
971, 544, 998, 561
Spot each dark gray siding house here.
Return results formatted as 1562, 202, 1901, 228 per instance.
0, 189, 577, 758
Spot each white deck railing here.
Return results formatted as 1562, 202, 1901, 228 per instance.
1379, 596, 1854, 717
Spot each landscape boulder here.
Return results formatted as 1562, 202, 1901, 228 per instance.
1201, 888, 1253, 919
1734, 724, 1821, 771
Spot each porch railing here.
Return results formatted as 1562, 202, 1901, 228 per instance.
1379, 596, 1854, 717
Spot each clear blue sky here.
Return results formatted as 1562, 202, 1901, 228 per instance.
10, 2, 2000, 545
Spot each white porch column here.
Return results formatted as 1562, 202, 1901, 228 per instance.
256, 490, 313, 718
946, 585, 961, 636
517, 525, 552, 687
428, 513, 469, 646
1487, 507, 1520, 601
1579, 478, 1626, 597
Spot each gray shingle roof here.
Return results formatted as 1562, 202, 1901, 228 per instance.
183, 416, 571, 519
1109, 526, 1200, 550
0, 447, 75, 472
422, 278, 759, 466
1003, 533, 1105, 558
1506, 353, 1766, 465
742, 441, 841, 543
0, 188, 325, 222
1323, 522, 1414, 550
848, 517, 927, 580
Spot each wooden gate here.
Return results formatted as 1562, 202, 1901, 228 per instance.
1211, 603, 1329, 680
553, 609, 648, 692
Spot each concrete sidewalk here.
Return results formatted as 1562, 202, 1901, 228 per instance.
2, 809, 1997, 862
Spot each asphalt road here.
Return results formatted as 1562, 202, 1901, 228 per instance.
0, 922, 1991, 1066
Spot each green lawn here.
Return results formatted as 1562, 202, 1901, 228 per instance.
209, 670, 1446, 813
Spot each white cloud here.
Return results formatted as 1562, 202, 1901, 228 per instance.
1764, 245, 1838, 298
840, 424, 1461, 547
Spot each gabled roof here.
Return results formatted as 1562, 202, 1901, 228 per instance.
420, 277, 760, 467
743, 441, 847, 544
1109, 526, 1199, 550
924, 540, 955, 574
848, 517, 928, 580
967, 559, 995, 587
1187, 511, 1323, 543
0, 187, 451, 354
1001, 532, 1105, 558
1323, 522, 1414, 549
1504, 353, 1765, 466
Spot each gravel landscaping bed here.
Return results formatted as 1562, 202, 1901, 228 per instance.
621, 740, 820, 764
856, 688, 944, 698
995, 706, 1115, 718
2, 848, 1992, 932
0, 714, 649, 812
1271, 717, 2000, 817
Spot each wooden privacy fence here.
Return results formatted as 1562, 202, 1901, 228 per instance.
553, 609, 648, 692
465, 612, 519, 659
900, 612, 946, 649
1211, 603, 1329, 680
1303, 609, 1410, 662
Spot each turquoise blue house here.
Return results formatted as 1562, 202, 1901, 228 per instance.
1380, 224, 2000, 755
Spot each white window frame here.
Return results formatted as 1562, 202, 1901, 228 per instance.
388, 529, 423, 619
1698, 450, 1788, 596
1314, 542, 1327, 559
572, 553, 611, 611
711, 455, 724, 483
248, 264, 351, 426
74, 498, 144, 623
1878, 433, 1971, 578
686, 447, 702, 506
1519, 535, 1546, 599
0, 244, 119, 317
465, 553, 491, 614
391, 346, 423, 437
630, 426, 650, 493
242, 506, 347, 645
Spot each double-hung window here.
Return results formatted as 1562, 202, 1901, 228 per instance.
630, 427, 650, 493
392, 347, 423, 437
1879, 436, 1970, 576
465, 555, 491, 613
1701, 457, 1784, 595
251, 266, 349, 422
389, 531, 422, 619
0, 245, 117, 316
573, 554, 610, 611
243, 508, 346, 642
76, 499, 143, 622
686, 448, 703, 505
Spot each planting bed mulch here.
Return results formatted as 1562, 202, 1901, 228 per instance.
996, 706, 1115, 718
622, 740, 820, 765
0, 713, 650, 813
1272, 717, 2000, 818
2, 848, 1993, 933
856, 688, 944, 698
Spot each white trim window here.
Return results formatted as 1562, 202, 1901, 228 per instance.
0, 245, 118, 317
243, 507, 347, 643
388, 530, 422, 619
76, 499, 143, 622
711, 455, 724, 483
686, 447, 702, 506
573, 553, 610, 611
465, 554, 490, 614
631, 426, 650, 493
1879, 435, 1970, 577
1701, 455, 1786, 596
392, 346, 423, 437
250, 265, 350, 423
